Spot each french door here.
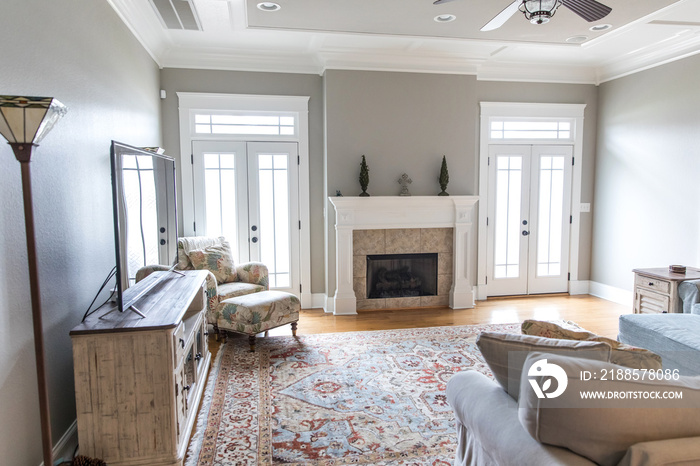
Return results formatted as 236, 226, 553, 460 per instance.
191, 140, 300, 294
486, 145, 573, 296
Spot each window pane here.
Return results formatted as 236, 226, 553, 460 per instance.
219, 153, 235, 169
537, 155, 565, 277
195, 124, 211, 134
493, 156, 522, 279
280, 116, 295, 126
258, 153, 290, 289
204, 153, 219, 169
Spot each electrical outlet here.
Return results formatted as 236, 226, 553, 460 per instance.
580, 203, 591, 213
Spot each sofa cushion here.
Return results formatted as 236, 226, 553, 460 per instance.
476, 332, 611, 400
187, 241, 237, 284
446, 371, 597, 466
218, 281, 266, 301
618, 314, 700, 375
518, 352, 700, 466
522, 319, 662, 369
617, 437, 700, 466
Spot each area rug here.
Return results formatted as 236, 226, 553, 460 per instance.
186, 323, 520, 465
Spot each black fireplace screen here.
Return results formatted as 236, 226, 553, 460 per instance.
366, 253, 438, 299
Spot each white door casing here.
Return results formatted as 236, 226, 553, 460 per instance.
477, 102, 586, 299
178, 92, 311, 306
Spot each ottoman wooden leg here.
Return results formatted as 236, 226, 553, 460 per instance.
291, 321, 298, 336
248, 335, 256, 352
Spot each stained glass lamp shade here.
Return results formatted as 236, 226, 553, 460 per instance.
0, 95, 67, 145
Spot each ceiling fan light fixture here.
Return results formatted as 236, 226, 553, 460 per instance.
590, 24, 612, 31
520, 0, 562, 25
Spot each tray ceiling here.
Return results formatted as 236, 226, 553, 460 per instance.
107, 0, 700, 83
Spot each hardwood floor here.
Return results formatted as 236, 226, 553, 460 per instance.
266, 293, 628, 339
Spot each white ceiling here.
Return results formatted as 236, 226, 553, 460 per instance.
108, 0, 700, 84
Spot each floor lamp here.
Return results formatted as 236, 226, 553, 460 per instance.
0, 96, 67, 466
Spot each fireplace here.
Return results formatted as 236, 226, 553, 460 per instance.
328, 196, 479, 315
367, 253, 438, 299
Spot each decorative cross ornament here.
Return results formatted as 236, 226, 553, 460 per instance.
398, 173, 412, 196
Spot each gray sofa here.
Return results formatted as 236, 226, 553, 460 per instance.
619, 279, 700, 376
447, 355, 700, 466
619, 313, 700, 376
446, 324, 700, 466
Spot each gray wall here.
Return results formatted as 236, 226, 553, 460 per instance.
324, 70, 479, 298
159, 69, 325, 293
324, 70, 599, 298
0, 1, 161, 464
592, 54, 700, 290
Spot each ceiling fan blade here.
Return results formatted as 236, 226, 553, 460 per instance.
433, 0, 458, 5
562, 0, 612, 22
481, 0, 521, 32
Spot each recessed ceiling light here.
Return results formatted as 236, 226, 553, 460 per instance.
434, 14, 456, 23
566, 35, 588, 44
257, 2, 281, 12
590, 24, 612, 32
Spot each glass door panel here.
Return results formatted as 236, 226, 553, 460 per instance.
192, 141, 249, 262
247, 142, 299, 293
527, 147, 573, 294
487, 146, 530, 296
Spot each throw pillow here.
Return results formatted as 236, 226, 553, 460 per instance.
522, 319, 662, 369
518, 352, 700, 466
187, 241, 237, 284
476, 332, 612, 401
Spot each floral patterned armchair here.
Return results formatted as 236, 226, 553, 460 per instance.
136, 236, 268, 327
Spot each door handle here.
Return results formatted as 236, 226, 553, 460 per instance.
522, 230, 530, 236
251, 237, 258, 243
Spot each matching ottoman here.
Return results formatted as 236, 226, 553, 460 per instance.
217, 290, 300, 351
618, 314, 700, 375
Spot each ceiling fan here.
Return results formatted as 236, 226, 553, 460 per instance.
433, 0, 612, 31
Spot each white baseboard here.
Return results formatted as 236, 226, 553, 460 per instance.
569, 280, 590, 295
40, 419, 78, 466
310, 293, 328, 311
589, 281, 633, 306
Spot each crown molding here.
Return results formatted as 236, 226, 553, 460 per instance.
596, 31, 700, 83
105, 0, 169, 67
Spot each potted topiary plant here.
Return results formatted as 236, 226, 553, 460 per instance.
438, 155, 449, 196
359, 155, 370, 197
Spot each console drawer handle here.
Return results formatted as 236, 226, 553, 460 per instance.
649, 282, 654, 286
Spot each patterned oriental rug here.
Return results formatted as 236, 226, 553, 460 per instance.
186, 323, 520, 465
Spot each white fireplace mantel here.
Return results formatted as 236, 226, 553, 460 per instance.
328, 196, 479, 315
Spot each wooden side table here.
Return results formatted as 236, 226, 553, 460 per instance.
633, 267, 700, 314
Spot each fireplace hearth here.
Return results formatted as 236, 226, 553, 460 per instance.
367, 253, 438, 299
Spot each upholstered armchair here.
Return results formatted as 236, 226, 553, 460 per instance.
136, 236, 268, 328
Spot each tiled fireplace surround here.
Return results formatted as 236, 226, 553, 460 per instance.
354, 228, 454, 310
329, 196, 479, 315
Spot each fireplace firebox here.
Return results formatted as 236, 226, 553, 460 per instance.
366, 253, 438, 299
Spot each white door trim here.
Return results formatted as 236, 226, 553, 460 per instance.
477, 102, 585, 299
177, 92, 312, 307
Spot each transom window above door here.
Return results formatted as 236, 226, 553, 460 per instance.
193, 113, 297, 136
489, 119, 574, 141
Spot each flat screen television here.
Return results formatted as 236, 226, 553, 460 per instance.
110, 141, 178, 314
